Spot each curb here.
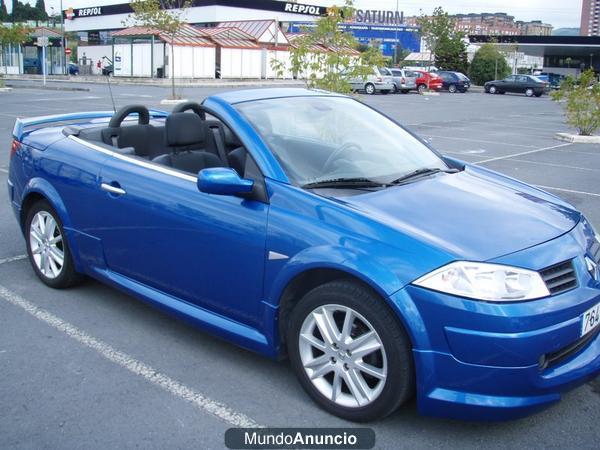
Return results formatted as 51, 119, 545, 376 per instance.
0, 87, 12, 92
555, 132, 600, 144
160, 98, 189, 105
5, 83, 90, 92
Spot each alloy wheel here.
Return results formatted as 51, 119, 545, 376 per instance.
298, 304, 387, 408
29, 211, 64, 279
489, 85, 497, 94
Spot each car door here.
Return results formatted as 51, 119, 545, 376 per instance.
503, 75, 517, 92
93, 150, 269, 328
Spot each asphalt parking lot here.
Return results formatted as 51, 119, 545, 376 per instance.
0, 81, 599, 449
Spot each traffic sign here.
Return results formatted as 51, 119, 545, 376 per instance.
65, 48, 72, 56
36, 36, 49, 47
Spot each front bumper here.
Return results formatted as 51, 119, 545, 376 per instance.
388, 225, 600, 420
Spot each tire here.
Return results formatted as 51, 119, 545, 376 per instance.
525, 88, 534, 97
448, 84, 457, 93
499, 91, 506, 95
365, 83, 375, 95
488, 85, 497, 94
535, 92, 543, 98
287, 280, 414, 422
401, 90, 409, 94
25, 200, 82, 289
417, 84, 427, 94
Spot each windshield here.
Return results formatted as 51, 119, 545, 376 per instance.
236, 96, 447, 186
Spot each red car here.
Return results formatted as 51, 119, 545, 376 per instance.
414, 70, 443, 93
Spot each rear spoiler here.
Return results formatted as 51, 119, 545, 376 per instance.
12, 110, 169, 141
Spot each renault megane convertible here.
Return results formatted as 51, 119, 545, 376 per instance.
7, 89, 600, 422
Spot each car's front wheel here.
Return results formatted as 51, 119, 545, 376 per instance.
488, 85, 497, 94
417, 84, 427, 94
25, 200, 82, 288
364, 83, 375, 95
287, 280, 414, 422
525, 88, 534, 97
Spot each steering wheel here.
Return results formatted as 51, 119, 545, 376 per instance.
322, 142, 363, 173
108, 104, 150, 128
172, 101, 206, 120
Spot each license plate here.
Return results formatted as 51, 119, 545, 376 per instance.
581, 303, 600, 336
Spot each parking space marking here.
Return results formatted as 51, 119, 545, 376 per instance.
422, 134, 536, 148
0, 255, 27, 265
534, 185, 600, 198
0, 284, 261, 428
0, 167, 8, 173
474, 143, 572, 164
508, 158, 600, 172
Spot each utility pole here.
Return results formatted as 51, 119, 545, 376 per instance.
393, 0, 399, 65
61, 0, 66, 74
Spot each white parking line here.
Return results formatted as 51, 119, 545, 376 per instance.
474, 143, 572, 164
0, 167, 8, 173
535, 185, 600, 198
422, 134, 535, 148
0, 255, 27, 265
0, 284, 261, 428
509, 158, 600, 172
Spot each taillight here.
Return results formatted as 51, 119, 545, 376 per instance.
10, 139, 20, 159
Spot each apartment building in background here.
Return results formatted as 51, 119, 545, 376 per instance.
581, 0, 600, 36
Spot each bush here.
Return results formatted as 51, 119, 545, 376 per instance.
552, 70, 600, 136
468, 43, 510, 85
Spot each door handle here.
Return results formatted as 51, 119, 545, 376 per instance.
101, 182, 126, 196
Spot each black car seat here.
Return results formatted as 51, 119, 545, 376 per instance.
152, 112, 223, 174
101, 105, 165, 159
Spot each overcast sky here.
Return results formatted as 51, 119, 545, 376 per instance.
27, 0, 584, 29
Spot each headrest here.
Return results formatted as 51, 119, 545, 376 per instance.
166, 112, 206, 147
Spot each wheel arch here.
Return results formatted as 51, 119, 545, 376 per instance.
272, 256, 413, 358
19, 178, 83, 271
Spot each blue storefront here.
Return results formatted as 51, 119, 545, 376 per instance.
287, 22, 421, 57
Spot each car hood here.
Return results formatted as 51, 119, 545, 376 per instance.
329, 168, 580, 261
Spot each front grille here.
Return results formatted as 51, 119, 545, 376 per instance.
541, 326, 600, 370
539, 260, 578, 295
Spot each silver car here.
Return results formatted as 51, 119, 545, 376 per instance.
347, 67, 395, 95
381, 67, 418, 94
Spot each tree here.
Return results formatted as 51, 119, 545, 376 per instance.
469, 43, 510, 85
272, 0, 384, 94
552, 70, 600, 136
0, 0, 9, 21
34, 0, 48, 20
127, 0, 191, 99
392, 44, 410, 65
417, 7, 467, 72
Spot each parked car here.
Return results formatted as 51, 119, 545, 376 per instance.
437, 71, 471, 93
102, 64, 114, 76
347, 67, 394, 95
8, 89, 600, 423
484, 75, 550, 97
68, 63, 79, 76
380, 67, 417, 93
413, 70, 443, 93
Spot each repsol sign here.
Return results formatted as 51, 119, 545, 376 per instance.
283, 2, 323, 15
355, 9, 405, 25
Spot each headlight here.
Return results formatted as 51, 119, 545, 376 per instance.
413, 261, 550, 302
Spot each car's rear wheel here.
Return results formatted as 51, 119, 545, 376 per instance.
25, 200, 82, 289
525, 88, 534, 97
365, 83, 375, 95
448, 84, 457, 93
488, 85, 497, 94
287, 280, 414, 422
417, 84, 427, 94
535, 92, 543, 97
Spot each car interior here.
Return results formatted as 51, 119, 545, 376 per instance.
64, 102, 256, 180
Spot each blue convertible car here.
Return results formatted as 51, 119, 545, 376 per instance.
7, 88, 600, 422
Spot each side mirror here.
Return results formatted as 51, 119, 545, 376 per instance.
197, 167, 254, 196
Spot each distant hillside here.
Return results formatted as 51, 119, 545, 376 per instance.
552, 28, 580, 36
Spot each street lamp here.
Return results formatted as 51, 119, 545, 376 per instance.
60, 0, 66, 75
